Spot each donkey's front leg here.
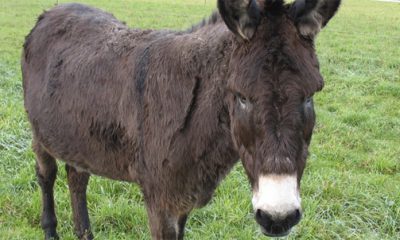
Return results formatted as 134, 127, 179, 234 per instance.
146, 207, 180, 240
144, 195, 189, 240
177, 214, 188, 240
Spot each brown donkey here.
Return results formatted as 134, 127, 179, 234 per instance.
22, 0, 341, 239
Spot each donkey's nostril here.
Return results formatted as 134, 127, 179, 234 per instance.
286, 209, 302, 227
256, 209, 273, 226
255, 209, 273, 227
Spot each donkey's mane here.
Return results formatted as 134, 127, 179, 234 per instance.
187, 11, 222, 33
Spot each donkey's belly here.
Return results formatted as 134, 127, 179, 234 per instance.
36, 123, 135, 182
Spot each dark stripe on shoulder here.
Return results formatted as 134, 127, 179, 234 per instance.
179, 76, 201, 132
135, 46, 150, 96
134, 46, 150, 171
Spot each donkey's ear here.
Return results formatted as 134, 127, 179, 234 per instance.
218, 0, 261, 41
290, 0, 341, 39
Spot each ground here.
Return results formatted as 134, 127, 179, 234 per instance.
0, 0, 399, 239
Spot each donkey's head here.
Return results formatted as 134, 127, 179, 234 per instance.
219, 0, 341, 237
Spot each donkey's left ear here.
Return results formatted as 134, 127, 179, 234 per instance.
218, 0, 261, 41
289, 0, 341, 39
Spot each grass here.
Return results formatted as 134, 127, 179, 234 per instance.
0, 0, 399, 239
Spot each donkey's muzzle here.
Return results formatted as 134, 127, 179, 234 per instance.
255, 209, 301, 237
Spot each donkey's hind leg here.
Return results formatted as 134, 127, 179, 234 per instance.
33, 140, 59, 240
65, 164, 93, 240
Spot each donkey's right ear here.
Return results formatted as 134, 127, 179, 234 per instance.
218, 0, 261, 41
289, 0, 341, 39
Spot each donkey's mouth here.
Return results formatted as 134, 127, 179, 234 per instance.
260, 226, 290, 237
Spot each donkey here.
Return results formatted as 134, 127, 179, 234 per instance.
22, 0, 341, 239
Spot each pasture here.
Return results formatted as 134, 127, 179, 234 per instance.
0, 0, 399, 239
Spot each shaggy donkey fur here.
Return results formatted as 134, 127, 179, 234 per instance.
22, 0, 340, 239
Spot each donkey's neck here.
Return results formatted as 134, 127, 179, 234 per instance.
169, 18, 240, 188
174, 19, 235, 133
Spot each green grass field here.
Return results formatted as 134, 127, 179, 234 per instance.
0, 0, 399, 239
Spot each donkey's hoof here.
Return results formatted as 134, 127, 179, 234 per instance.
77, 230, 94, 240
44, 229, 59, 240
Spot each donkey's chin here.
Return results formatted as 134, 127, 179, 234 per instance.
260, 226, 291, 237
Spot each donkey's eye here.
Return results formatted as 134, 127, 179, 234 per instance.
305, 97, 312, 104
236, 93, 248, 108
